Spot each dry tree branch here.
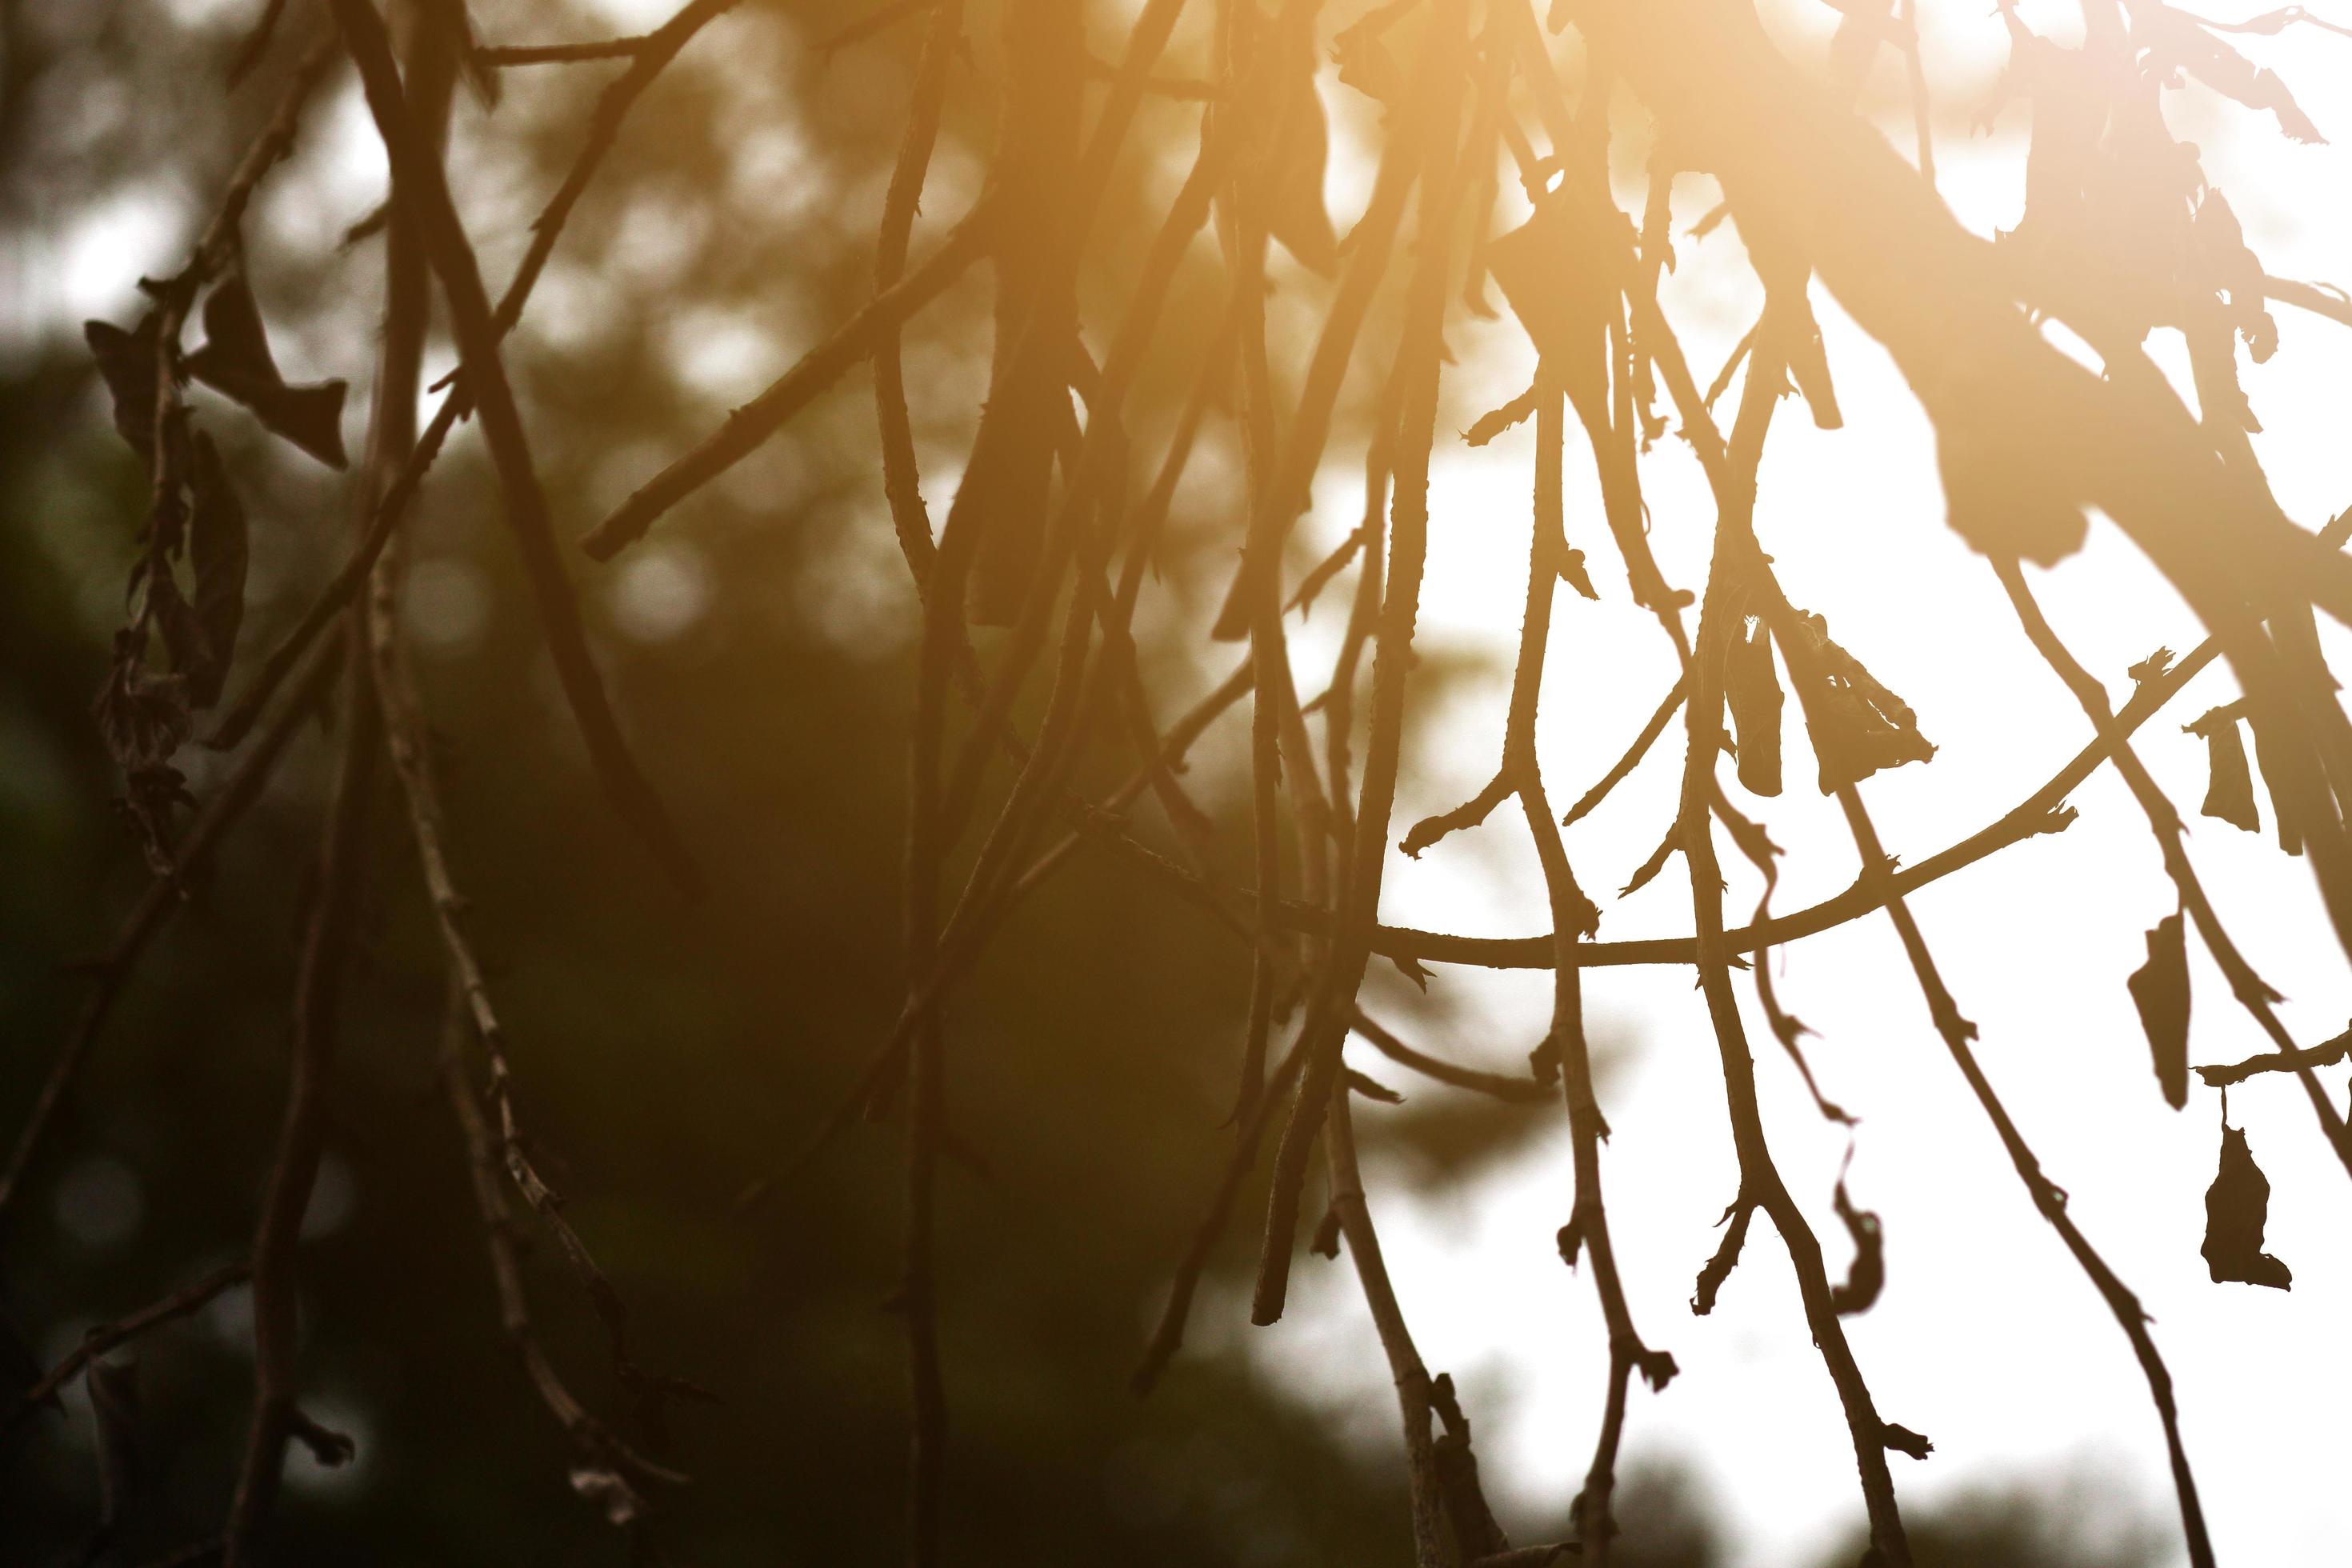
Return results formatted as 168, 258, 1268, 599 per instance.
438, 990, 686, 1525
1250, 0, 1472, 1329
4, 1260, 251, 1434
332, 0, 699, 897
213, 0, 762, 752
2200, 1027, 2352, 1087
0, 634, 342, 1234
1994, 554, 2352, 1175
1667, 333, 1917, 1566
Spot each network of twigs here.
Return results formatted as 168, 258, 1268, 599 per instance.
15, 0, 2352, 1562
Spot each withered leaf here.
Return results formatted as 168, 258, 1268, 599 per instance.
1487, 193, 1624, 405
1310, 1206, 1343, 1259
1558, 546, 1598, 602
94, 641, 193, 775
2194, 188, 2279, 362
2202, 1123, 2291, 1289
2128, 912, 2190, 1110
1788, 611, 1934, 792
2188, 708, 2258, 832
86, 314, 164, 460
149, 570, 214, 713
186, 269, 349, 469
1331, 0, 1411, 106
186, 431, 248, 710
1726, 615, 1785, 797
2164, 19, 2326, 143
1266, 35, 1338, 276
2247, 718, 2304, 856
1830, 1175, 1884, 1316
1527, 1031, 1562, 1088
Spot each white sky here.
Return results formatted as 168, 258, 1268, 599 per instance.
1221, 2, 2352, 1562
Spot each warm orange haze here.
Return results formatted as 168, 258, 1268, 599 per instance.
4, 0, 2352, 1562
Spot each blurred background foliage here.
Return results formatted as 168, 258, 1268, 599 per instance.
0, 0, 2166, 1561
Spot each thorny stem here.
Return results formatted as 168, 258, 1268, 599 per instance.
1675, 338, 1914, 1566
4, 1259, 251, 1434
1322, 1084, 1447, 1566
218, 497, 381, 1568
216, 0, 764, 750
333, 0, 700, 895
1250, 0, 1470, 1328
1512, 375, 1669, 1562
220, 12, 452, 1557
1762, 552, 2218, 1568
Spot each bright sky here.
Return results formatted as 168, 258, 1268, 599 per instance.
1218, 2, 2352, 1562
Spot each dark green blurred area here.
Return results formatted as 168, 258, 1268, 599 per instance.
0, 1, 2166, 1563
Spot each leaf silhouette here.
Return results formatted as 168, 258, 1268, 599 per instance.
86, 314, 164, 460
2247, 718, 2305, 857
185, 269, 349, 469
2186, 706, 2258, 832
1486, 194, 1624, 406
2201, 1122, 2292, 1289
1331, 0, 1413, 107
1830, 1171, 1883, 1316
1726, 614, 1784, 797
186, 430, 249, 710
1265, 34, 1338, 275
2194, 188, 2279, 362
2161, 14, 2326, 143
2127, 912, 2190, 1110
1786, 611, 1934, 792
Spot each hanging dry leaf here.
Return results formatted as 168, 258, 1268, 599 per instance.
1265, 30, 1338, 275
2247, 718, 2305, 857
1726, 614, 1784, 797
1786, 611, 1934, 792
86, 314, 165, 461
1486, 193, 1624, 406
2157, 11, 2326, 143
2201, 1122, 2291, 1289
2194, 188, 2279, 362
2186, 706, 2258, 832
1331, 0, 1415, 107
2128, 912, 2190, 1110
186, 269, 349, 469
1830, 1173, 1884, 1315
